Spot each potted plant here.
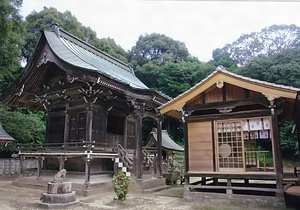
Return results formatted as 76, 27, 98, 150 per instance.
112, 170, 130, 201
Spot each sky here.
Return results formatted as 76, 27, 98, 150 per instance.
20, 0, 300, 62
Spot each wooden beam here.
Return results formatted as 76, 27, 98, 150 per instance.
185, 97, 269, 112
187, 109, 272, 123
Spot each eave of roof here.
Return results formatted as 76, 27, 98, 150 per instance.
159, 66, 300, 116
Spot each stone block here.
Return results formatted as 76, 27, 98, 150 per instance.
47, 182, 72, 194
40, 191, 76, 204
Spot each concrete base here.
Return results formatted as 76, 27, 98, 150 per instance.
40, 191, 77, 203
38, 199, 79, 209
39, 180, 79, 208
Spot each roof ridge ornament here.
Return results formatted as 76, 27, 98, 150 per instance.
50, 21, 60, 37
216, 65, 225, 72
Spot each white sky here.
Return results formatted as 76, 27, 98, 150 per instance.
20, 0, 300, 62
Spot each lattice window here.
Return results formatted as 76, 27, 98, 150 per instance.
216, 121, 244, 171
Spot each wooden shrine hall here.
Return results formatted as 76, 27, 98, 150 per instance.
159, 66, 300, 200
1, 24, 170, 183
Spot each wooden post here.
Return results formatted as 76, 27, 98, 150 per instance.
85, 154, 91, 183
271, 112, 284, 197
37, 156, 42, 179
64, 112, 69, 144
157, 120, 163, 178
19, 155, 24, 174
45, 113, 50, 144
123, 117, 128, 149
153, 156, 157, 178
201, 177, 206, 185
86, 110, 93, 143
183, 112, 189, 184
135, 113, 142, 180
226, 178, 233, 195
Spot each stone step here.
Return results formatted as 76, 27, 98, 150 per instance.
76, 185, 114, 197
12, 180, 47, 191
143, 184, 170, 193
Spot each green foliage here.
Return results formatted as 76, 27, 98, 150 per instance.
0, 104, 45, 157
129, 33, 190, 67
0, 0, 25, 94
135, 58, 215, 98
112, 170, 130, 201
257, 151, 273, 168
279, 121, 298, 158
212, 48, 237, 71
237, 49, 300, 88
23, 7, 128, 63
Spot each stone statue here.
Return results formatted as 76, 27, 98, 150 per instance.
54, 169, 66, 181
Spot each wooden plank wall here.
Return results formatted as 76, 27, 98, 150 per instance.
188, 121, 213, 172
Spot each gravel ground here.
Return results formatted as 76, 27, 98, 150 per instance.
0, 177, 285, 210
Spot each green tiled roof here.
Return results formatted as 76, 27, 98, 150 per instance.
44, 28, 148, 89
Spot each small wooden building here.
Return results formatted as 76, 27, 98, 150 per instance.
145, 128, 184, 172
1, 24, 170, 182
159, 66, 300, 198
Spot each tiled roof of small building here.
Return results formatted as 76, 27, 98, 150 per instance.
0, 124, 14, 142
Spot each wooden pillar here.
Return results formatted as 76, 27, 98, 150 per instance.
64, 113, 69, 144
45, 113, 50, 144
85, 109, 92, 183
123, 117, 128, 149
135, 113, 143, 180
271, 112, 283, 197
183, 113, 189, 184
86, 110, 93, 143
157, 120, 163, 178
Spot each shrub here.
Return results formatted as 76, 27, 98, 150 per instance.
112, 170, 130, 201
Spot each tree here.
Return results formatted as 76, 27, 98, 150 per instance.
237, 48, 300, 88
0, 0, 25, 95
23, 7, 128, 63
212, 48, 237, 72
214, 24, 300, 66
0, 104, 46, 157
129, 33, 190, 67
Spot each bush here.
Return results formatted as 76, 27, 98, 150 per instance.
112, 170, 130, 201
